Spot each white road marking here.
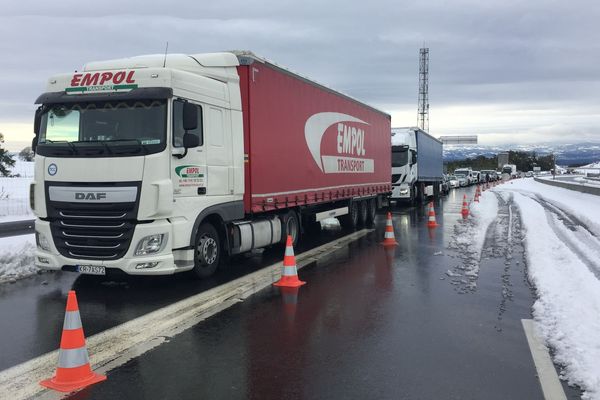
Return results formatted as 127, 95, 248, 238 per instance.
0, 229, 372, 400
522, 319, 567, 400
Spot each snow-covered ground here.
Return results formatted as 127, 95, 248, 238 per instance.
495, 179, 600, 399
0, 234, 37, 283
0, 160, 34, 221
575, 160, 600, 176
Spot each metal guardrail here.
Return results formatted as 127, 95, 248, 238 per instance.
0, 220, 35, 238
534, 177, 600, 196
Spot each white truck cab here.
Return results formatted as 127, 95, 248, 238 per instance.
31, 53, 245, 277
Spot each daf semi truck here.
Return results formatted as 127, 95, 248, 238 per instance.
31, 51, 391, 278
390, 127, 443, 203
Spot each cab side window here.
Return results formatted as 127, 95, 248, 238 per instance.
173, 99, 203, 147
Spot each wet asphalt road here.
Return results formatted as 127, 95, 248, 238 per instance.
0, 225, 349, 370
61, 187, 579, 400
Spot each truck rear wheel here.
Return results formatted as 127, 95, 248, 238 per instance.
358, 200, 368, 226
192, 223, 220, 279
339, 201, 358, 230
366, 198, 377, 226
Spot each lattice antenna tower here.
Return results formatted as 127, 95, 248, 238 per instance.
417, 47, 429, 132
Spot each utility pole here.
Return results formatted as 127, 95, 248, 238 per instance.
417, 48, 429, 132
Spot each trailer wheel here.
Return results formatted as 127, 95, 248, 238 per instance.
192, 223, 220, 279
339, 201, 359, 230
358, 200, 368, 226
282, 210, 300, 247
366, 198, 377, 226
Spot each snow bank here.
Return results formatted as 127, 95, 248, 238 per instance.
0, 234, 38, 283
446, 190, 498, 290
512, 192, 600, 399
469, 190, 499, 255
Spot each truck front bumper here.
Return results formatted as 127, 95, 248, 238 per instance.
390, 184, 410, 200
34, 219, 190, 276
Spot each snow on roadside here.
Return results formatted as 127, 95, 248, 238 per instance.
505, 178, 600, 233
0, 160, 34, 221
0, 234, 38, 284
446, 190, 498, 291
511, 191, 600, 399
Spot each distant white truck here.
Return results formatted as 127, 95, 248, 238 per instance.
502, 164, 517, 178
390, 127, 443, 203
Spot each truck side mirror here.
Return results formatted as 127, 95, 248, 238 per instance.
32, 136, 38, 153
175, 132, 200, 159
183, 133, 199, 149
182, 102, 198, 131
33, 107, 42, 135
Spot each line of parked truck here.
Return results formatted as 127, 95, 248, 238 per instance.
28, 51, 448, 279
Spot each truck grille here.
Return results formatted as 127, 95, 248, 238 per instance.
46, 183, 140, 261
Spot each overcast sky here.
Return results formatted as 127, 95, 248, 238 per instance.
1, 0, 599, 150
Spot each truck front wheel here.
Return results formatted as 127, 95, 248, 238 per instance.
192, 223, 220, 279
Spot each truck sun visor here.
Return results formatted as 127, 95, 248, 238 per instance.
35, 87, 173, 104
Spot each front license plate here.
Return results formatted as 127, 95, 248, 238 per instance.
77, 265, 106, 275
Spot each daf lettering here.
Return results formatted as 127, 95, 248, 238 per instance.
75, 192, 107, 200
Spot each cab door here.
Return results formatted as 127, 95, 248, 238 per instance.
170, 99, 207, 198
204, 106, 232, 196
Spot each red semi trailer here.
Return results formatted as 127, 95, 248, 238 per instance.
237, 53, 391, 216
32, 51, 391, 278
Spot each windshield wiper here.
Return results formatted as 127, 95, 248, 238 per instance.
103, 139, 149, 155
44, 140, 79, 155
70, 140, 113, 156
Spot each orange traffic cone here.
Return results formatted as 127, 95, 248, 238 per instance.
474, 191, 479, 203
274, 235, 306, 288
40, 291, 106, 393
461, 194, 469, 217
426, 202, 438, 228
381, 212, 399, 246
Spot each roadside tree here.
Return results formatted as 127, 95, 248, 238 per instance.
0, 133, 15, 177
18, 146, 35, 162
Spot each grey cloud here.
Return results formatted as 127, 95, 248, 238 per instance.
0, 0, 599, 143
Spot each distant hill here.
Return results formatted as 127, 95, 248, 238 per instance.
443, 142, 600, 166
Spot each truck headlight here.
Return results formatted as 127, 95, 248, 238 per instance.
135, 234, 167, 256
399, 188, 409, 195
35, 231, 50, 251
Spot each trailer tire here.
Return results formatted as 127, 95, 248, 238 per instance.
192, 223, 220, 279
358, 200, 368, 226
339, 201, 359, 230
282, 210, 300, 247
366, 198, 377, 226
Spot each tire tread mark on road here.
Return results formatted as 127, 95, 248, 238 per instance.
484, 192, 521, 331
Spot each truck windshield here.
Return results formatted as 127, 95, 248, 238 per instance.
454, 170, 468, 176
391, 147, 408, 167
36, 100, 167, 157
502, 167, 512, 174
